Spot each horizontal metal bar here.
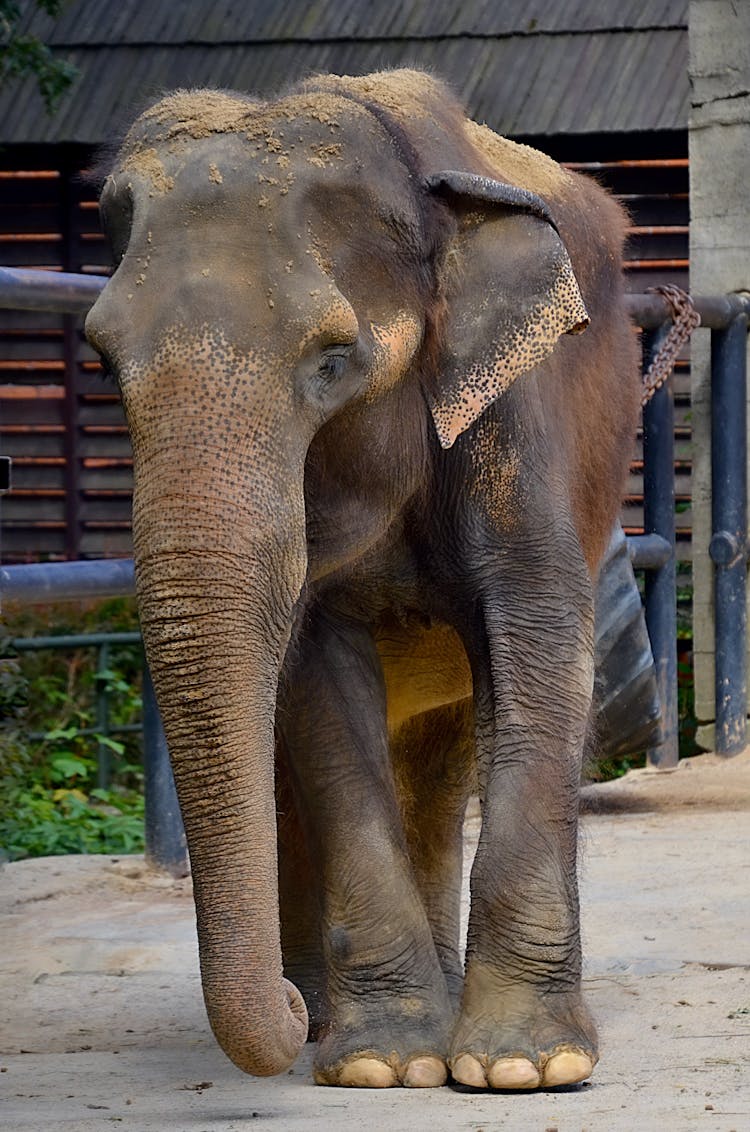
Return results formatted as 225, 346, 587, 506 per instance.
11, 631, 141, 651
27, 723, 143, 741
625, 291, 750, 330
0, 267, 107, 313
626, 533, 673, 570
0, 267, 747, 331
1, 559, 135, 605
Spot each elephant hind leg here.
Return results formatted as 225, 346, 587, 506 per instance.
391, 699, 476, 1007
278, 610, 452, 1088
276, 738, 327, 1038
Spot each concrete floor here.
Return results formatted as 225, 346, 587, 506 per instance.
1, 757, 749, 1131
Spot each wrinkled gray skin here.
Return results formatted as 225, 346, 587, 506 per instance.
85, 71, 639, 1090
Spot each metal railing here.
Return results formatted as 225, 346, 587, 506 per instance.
10, 630, 143, 789
3, 618, 187, 877
1, 268, 748, 867
0, 265, 106, 312
626, 292, 749, 762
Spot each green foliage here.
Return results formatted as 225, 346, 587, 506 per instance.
0, 0, 78, 113
1, 784, 145, 857
586, 752, 640, 784
677, 645, 698, 759
0, 598, 145, 860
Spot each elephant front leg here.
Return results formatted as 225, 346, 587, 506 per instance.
450, 574, 598, 1090
279, 610, 453, 1088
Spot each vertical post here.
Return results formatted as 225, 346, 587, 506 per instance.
62, 314, 81, 560
95, 639, 111, 789
61, 154, 82, 560
141, 659, 188, 876
710, 314, 748, 755
642, 325, 679, 768
689, 0, 750, 748
0, 455, 10, 604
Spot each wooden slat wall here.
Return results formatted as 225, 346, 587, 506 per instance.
567, 156, 691, 558
0, 144, 690, 563
0, 149, 130, 562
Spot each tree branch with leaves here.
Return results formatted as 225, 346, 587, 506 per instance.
0, 0, 78, 113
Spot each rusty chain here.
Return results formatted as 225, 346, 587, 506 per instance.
640, 284, 701, 407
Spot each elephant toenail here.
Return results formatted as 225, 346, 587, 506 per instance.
403, 1056, 448, 1088
450, 1053, 487, 1088
543, 1050, 594, 1087
338, 1057, 396, 1088
487, 1057, 541, 1089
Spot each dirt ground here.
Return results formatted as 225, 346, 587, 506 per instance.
1, 751, 749, 1132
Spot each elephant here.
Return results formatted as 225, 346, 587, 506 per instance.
85, 69, 640, 1091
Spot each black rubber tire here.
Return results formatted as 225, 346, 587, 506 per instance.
593, 524, 662, 759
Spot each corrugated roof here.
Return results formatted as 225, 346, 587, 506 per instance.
3, 1, 689, 143
19, 0, 689, 43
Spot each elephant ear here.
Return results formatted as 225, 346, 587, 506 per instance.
425, 171, 589, 449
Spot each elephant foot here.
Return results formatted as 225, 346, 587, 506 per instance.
313, 996, 451, 1088
450, 963, 598, 1090
451, 1046, 594, 1090
316, 1051, 448, 1089
321, 1053, 447, 1089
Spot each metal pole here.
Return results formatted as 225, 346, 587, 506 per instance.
627, 532, 672, 570
61, 156, 83, 561
0, 266, 106, 312
141, 660, 188, 877
62, 313, 81, 559
642, 325, 679, 767
0, 558, 135, 604
710, 314, 748, 755
96, 640, 111, 789
626, 291, 750, 330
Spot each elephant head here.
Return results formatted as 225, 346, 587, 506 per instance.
85, 71, 590, 1077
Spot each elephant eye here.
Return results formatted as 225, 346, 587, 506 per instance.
99, 178, 133, 266
317, 345, 352, 381
97, 358, 116, 385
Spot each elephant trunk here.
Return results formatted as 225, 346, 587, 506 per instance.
133, 461, 309, 1076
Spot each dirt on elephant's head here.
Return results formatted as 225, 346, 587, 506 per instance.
119, 86, 368, 173
119, 147, 175, 194
118, 89, 259, 183
135, 89, 258, 140
463, 120, 573, 199
300, 69, 449, 119
117, 69, 573, 217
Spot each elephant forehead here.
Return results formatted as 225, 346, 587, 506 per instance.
115, 96, 419, 230
119, 93, 365, 181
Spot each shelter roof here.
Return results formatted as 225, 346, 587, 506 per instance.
3, 0, 688, 143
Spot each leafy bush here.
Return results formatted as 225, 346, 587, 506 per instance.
0, 598, 146, 860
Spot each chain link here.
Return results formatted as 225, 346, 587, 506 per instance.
641, 285, 701, 407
